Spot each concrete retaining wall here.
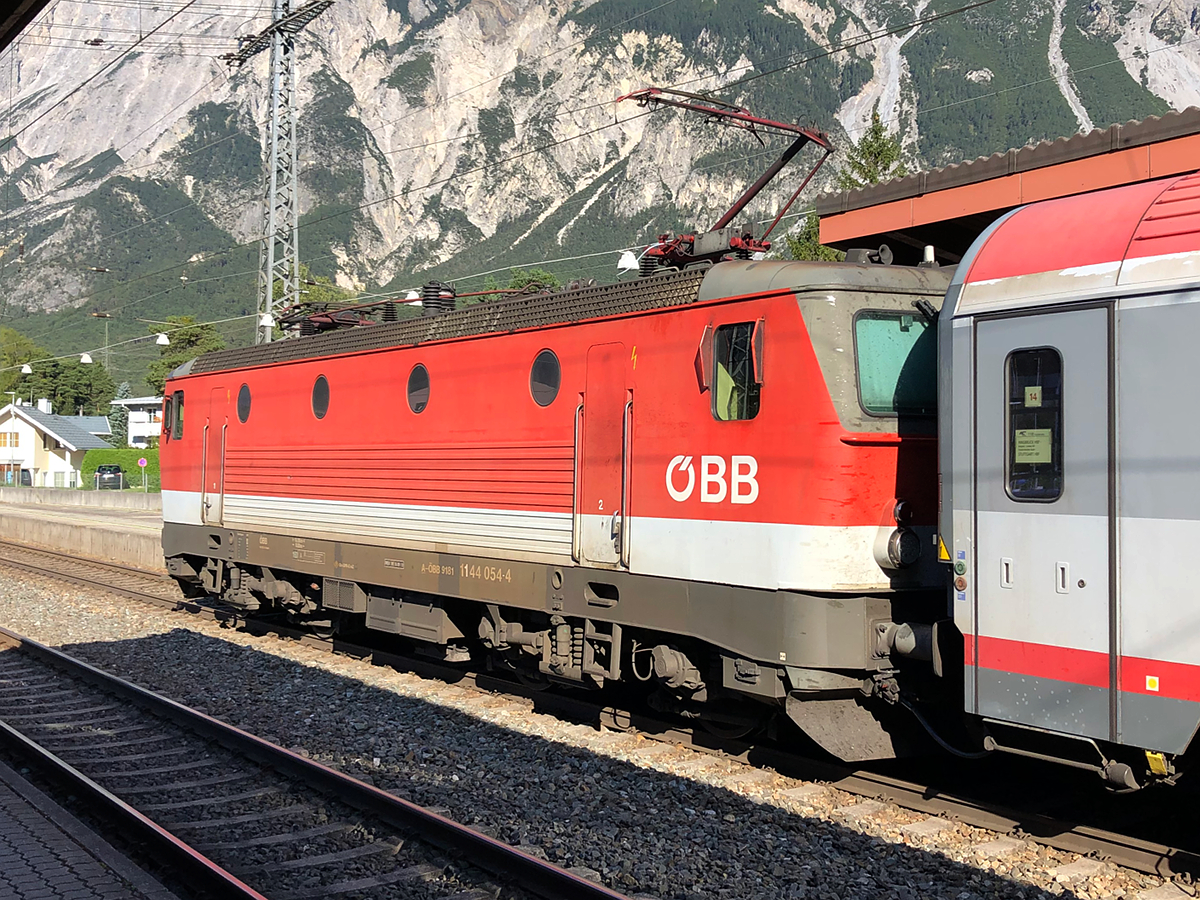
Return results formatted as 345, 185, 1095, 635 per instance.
0, 487, 161, 511
0, 513, 165, 571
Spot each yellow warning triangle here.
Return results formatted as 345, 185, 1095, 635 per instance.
937, 536, 951, 562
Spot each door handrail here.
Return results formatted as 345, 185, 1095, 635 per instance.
571, 400, 583, 563
200, 423, 210, 519
620, 395, 633, 568
218, 420, 229, 525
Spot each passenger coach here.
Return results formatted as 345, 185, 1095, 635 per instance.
941, 171, 1200, 786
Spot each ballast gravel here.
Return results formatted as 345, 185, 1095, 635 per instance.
0, 566, 1186, 900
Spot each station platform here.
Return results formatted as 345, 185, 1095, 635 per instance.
0, 493, 164, 572
0, 758, 179, 900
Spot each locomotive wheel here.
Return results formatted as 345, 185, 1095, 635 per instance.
515, 670, 553, 692
700, 718, 759, 741
699, 704, 765, 741
309, 620, 337, 639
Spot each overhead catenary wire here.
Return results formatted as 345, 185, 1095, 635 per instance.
0, 0, 206, 155
6, 0, 1186, 344
0, 0, 946, 237
0, 311, 261, 374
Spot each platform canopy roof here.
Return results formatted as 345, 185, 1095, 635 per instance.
0, 1, 51, 54
815, 107, 1200, 266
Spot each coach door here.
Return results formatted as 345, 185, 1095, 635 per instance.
577, 343, 629, 567
974, 306, 1113, 742
202, 386, 229, 526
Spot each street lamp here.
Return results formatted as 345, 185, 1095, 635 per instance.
156, 332, 170, 346
80, 352, 93, 365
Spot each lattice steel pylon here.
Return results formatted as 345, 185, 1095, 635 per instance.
223, 0, 334, 343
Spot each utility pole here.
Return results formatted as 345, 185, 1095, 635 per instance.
90, 311, 113, 371
223, 0, 334, 344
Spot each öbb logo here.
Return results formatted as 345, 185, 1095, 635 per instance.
666, 455, 759, 504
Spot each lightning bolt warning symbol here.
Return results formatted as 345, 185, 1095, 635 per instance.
631, 346, 638, 369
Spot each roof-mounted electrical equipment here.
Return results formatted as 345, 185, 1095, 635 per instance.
616, 88, 834, 274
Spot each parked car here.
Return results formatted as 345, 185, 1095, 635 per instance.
95, 464, 124, 490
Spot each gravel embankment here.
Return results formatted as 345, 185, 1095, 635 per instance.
0, 567, 1188, 900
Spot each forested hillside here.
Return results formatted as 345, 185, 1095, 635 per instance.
0, 0, 1195, 389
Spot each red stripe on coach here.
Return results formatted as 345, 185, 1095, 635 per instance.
971, 635, 1200, 703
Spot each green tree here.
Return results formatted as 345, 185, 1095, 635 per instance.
146, 316, 226, 395
0, 327, 50, 395
275, 264, 354, 306
482, 267, 563, 292
783, 211, 845, 262
836, 107, 908, 191
16, 358, 116, 415
109, 381, 131, 447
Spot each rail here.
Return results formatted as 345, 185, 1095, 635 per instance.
0, 540, 1197, 881
0, 621, 629, 899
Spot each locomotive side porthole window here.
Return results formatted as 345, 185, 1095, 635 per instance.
853, 310, 937, 416
1006, 347, 1063, 502
312, 375, 330, 420
530, 350, 560, 406
712, 322, 761, 421
237, 384, 251, 423
407, 364, 430, 413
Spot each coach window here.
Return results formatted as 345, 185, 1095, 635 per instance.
171, 391, 184, 440
407, 364, 430, 413
312, 375, 329, 420
530, 350, 560, 407
237, 384, 251, 423
1007, 348, 1063, 501
712, 322, 761, 421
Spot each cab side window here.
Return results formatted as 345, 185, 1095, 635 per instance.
171, 390, 184, 440
712, 322, 761, 421
1006, 348, 1062, 501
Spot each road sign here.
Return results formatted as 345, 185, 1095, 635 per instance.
138, 457, 147, 468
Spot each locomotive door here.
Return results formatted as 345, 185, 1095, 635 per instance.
973, 306, 1113, 742
202, 386, 229, 526
578, 343, 629, 566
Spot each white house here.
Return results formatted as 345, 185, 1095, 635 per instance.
0, 399, 113, 488
109, 396, 163, 448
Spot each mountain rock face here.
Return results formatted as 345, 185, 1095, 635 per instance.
0, 0, 1197, 317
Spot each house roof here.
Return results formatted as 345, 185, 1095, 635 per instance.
3, 405, 113, 451
61, 415, 112, 436
815, 106, 1200, 263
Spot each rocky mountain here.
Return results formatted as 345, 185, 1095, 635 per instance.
0, 0, 1197, 353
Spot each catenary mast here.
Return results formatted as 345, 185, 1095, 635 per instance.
223, 0, 334, 344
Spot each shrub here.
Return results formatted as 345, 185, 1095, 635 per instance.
81, 448, 160, 491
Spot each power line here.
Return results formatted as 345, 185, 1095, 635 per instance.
17, 108, 657, 340
0, 0, 206, 154
9, 0, 1182, 339
0, 312, 260, 373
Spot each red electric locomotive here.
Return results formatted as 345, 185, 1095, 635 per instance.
160, 257, 953, 760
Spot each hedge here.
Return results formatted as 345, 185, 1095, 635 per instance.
81, 448, 160, 491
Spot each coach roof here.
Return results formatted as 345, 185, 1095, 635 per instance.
950, 171, 1200, 316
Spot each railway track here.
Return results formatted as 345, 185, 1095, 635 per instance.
0, 620, 627, 900
1, 540, 1198, 884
